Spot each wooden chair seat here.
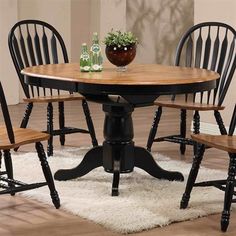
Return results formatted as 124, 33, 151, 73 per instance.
23, 94, 84, 103
154, 100, 225, 111
147, 22, 235, 157
181, 104, 236, 232
192, 134, 236, 153
0, 127, 49, 149
0, 81, 60, 209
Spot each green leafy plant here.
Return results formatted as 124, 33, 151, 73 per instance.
103, 30, 138, 47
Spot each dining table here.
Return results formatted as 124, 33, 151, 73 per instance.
22, 63, 219, 196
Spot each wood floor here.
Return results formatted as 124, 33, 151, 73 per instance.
0, 101, 235, 236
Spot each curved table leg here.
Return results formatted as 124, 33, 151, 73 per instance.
134, 146, 184, 181
54, 146, 103, 181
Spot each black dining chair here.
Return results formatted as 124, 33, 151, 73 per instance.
181, 103, 236, 232
147, 22, 236, 154
8, 19, 98, 156
0, 81, 60, 208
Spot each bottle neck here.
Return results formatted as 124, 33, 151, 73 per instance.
93, 39, 99, 44
82, 46, 88, 53
92, 34, 99, 44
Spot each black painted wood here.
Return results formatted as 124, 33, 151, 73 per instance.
0, 83, 15, 144
148, 22, 236, 154
3, 150, 15, 196
214, 110, 227, 135
47, 102, 53, 156
82, 99, 98, 147
58, 101, 65, 146
134, 146, 184, 181
181, 104, 236, 232
54, 146, 103, 181
54, 104, 184, 196
8, 19, 98, 155
0, 151, 2, 169
180, 143, 205, 209
180, 109, 187, 154
146, 106, 162, 152
228, 105, 236, 136
221, 153, 236, 232
35, 142, 60, 209
0, 82, 59, 208
112, 155, 121, 196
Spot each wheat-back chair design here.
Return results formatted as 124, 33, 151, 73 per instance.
181, 104, 236, 232
0, 81, 60, 208
147, 22, 236, 154
8, 19, 98, 156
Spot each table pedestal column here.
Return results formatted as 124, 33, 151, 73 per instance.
54, 104, 184, 196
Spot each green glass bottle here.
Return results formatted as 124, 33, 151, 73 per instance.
90, 32, 103, 72
80, 43, 90, 72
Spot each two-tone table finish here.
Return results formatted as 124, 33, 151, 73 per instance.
22, 63, 219, 196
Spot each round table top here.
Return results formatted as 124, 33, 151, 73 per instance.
22, 63, 219, 105
22, 63, 219, 86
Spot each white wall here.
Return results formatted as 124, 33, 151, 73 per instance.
126, 0, 193, 65
100, 0, 126, 45
71, 0, 93, 62
18, 0, 71, 57
0, 0, 19, 104
194, 0, 236, 127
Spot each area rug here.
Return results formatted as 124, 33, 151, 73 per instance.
10, 147, 228, 234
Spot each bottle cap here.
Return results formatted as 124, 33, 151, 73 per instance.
82, 43, 87, 46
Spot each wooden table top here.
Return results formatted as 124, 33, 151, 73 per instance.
22, 63, 219, 86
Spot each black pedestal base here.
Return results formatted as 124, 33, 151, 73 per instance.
54, 103, 184, 196
54, 145, 184, 196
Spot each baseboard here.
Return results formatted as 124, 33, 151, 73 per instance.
191, 122, 229, 135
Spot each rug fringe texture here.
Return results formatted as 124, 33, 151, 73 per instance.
9, 147, 227, 234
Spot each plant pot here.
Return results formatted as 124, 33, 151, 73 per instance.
105, 44, 136, 71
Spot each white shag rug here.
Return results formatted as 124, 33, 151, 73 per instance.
10, 147, 228, 234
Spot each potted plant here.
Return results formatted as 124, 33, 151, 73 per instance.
103, 30, 138, 71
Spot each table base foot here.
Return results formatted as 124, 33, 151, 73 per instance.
54, 146, 103, 181
134, 147, 184, 181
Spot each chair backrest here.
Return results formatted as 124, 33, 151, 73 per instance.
229, 104, 236, 136
8, 19, 69, 98
0, 82, 15, 144
174, 22, 236, 106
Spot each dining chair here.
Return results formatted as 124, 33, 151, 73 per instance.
147, 22, 236, 154
180, 104, 236, 232
8, 19, 98, 156
0, 81, 60, 208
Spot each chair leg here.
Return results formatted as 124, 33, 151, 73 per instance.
0, 151, 2, 168
180, 143, 205, 209
214, 110, 227, 135
180, 109, 187, 155
3, 150, 15, 196
193, 110, 200, 134
14, 102, 33, 152
221, 153, 236, 232
35, 142, 60, 209
47, 102, 53, 156
82, 99, 98, 147
58, 102, 65, 146
193, 110, 200, 155
146, 106, 162, 152
20, 102, 33, 128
